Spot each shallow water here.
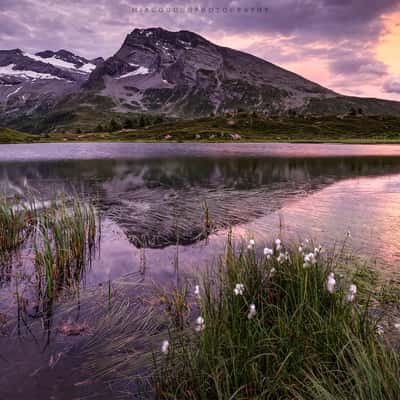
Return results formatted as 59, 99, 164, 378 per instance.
2, 142, 400, 399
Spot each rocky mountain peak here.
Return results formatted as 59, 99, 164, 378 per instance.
2, 27, 400, 133
126, 27, 210, 47
85, 27, 221, 89
0, 49, 23, 55
85, 27, 334, 116
0, 47, 99, 122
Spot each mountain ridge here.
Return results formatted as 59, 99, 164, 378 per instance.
84, 27, 337, 117
1, 27, 400, 133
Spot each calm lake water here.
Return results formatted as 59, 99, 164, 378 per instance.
2, 142, 400, 399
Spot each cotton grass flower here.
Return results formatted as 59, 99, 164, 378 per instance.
346, 284, 357, 302
195, 316, 205, 332
248, 239, 255, 249
264, 247, 273, 259
269, 267, 276, 277
275, 238, 282, 251
314, 245, 323, 255
247, 304, 257, 320
277, 252, 288, 263
161, 340, 169, 354
326, 272, 336, 293
376, 324, 384, 336
194, 285, 201, 299
303, 252, 316, 268
234, 283, 245, 296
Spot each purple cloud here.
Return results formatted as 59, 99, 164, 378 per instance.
0, 0, 399, 100
330, 56, 388, 77
0, 0, 399, 57
384, 78, 400, 94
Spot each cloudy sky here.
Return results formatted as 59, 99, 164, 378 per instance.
1, 0, 400, 100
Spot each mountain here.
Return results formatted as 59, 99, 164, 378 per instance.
85, 27, 336, 116
1, 27, 400, 133
0, 49, 102, 126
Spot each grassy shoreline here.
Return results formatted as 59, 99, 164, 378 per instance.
4, 136, 400, 145
153, 239, 400, 399
4, 113, 400, 144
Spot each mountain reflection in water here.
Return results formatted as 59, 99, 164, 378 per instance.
1, 155, 400, 248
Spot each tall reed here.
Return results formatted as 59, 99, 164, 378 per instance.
34, 198, 98, 308
0, 196, 34, 261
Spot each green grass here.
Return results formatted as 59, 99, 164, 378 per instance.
111, 113, 400, 143
4, 113, 400, 144
34, 198, 98, 304
45, 113, 400, 143
0, 196, 35, 262
0, 194, 98, 321
0, 195, 99, 328
0, 127, 38, 144
154, 239, 400, 399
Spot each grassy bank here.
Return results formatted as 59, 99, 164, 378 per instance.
153, 238, 400, 399
0, 127, 38, 144
3, 113, 400, 144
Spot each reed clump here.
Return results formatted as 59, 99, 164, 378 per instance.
0, 196, 35, 261
34, 198, 98, 305
154, 238, 400, 400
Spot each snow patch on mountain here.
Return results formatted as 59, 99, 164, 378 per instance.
118, 66, 150, 79
24, 52, 96, 74
6, 86, 22, 98
0, 63, 67, 81
77, 62, 96, 73
178, 40, 192, 49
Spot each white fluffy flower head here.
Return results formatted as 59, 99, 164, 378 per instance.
264, 247, 273, 259
326, 272, 336, 293
264, 247, 273, 255
247, 304, 257, 320
303, 252, 317, 268
161, 340, 169, 354
195, 316, 205, 332
234, 283, 245, 296
346, 283, 357, 302
277, 252, 288, 263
